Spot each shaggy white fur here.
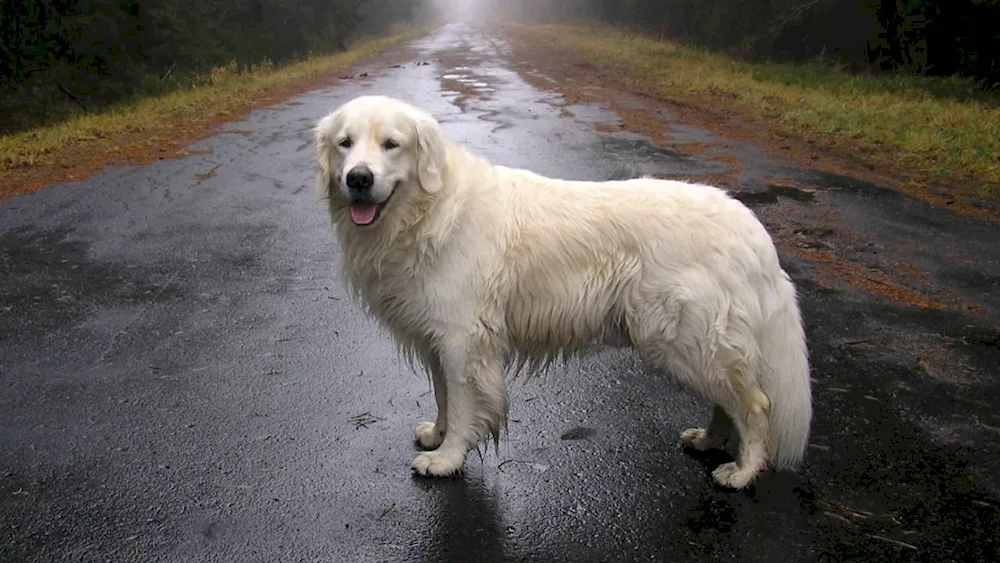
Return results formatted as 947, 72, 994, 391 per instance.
313, 95, 812, 489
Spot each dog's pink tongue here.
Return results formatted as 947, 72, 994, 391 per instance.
349, 203, 378, 225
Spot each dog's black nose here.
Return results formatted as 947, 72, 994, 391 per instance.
345, 166, 374, 191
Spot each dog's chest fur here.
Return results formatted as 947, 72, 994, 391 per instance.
341, 220, 500, 348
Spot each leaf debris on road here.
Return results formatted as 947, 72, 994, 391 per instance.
560, 426, 596, 440
349, 412, 385, 429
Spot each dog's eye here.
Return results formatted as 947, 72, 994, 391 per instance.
382, 139, 399, 150
338, 138, 353, 149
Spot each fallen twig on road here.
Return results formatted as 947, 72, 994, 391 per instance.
377, 503, 396, 521
867, 534, 918, 551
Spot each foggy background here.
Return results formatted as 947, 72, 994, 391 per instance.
2, 0, 997, 136
433, 0, 998, 85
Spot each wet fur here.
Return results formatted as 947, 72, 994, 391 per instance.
313, 95, 813, 489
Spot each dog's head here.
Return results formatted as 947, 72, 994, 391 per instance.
314, 95, 447, 228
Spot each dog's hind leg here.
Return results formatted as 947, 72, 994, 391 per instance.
411, 338, 508, 478
415, 353, 447, 450
638, 328, 770, 489
707, 379, 771, 489
674, 360, 771, 489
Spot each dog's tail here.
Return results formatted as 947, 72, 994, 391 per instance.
758, 275, 812, 470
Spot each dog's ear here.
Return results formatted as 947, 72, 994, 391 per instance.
314, 112, 341, 199
414, 116, 445, 194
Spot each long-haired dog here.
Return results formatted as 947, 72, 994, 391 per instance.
312, 95, 812, 489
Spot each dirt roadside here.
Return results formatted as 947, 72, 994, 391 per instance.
498, 25, 1000, 223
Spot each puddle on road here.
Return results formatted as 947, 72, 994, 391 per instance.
776, 166, 908, 201
731, 183, 817, 206
589, 135, 717, 182
438, 67, 502, 111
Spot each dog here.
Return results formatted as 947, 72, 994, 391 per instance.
312, 94, 812, 489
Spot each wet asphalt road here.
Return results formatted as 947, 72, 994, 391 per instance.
3, 23, 999, 563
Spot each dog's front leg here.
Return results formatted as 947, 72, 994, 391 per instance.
411, 338, 507, 478
414, 353, 447, 449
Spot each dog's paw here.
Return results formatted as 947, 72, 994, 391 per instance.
411, 450, 465, 478
414, 421, 445, 449
711, 461, 758, 490
680, 427, 714, 451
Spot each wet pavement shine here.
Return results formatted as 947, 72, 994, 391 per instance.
2, 23, 999, 563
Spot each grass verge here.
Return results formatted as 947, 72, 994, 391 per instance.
506, 23, 1000, 200
0, 28, 427, 201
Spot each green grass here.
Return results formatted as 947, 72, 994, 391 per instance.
512, 24, 1000, 197
0, 30, 423, 174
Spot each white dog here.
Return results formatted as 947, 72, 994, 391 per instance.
313, 95, 812, 489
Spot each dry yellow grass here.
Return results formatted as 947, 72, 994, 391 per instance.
0, 30, 422, 176
511, 24, 1000, 197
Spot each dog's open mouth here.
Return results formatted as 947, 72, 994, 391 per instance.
349, 201, 383, 226
347, 183, 397, 226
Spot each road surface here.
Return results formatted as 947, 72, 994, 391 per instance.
2, 22, 998, 563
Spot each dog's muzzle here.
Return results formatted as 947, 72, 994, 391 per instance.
343, 164, 391, 227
